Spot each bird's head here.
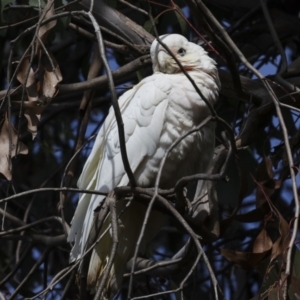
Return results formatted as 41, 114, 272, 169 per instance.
150, 34, 217, 76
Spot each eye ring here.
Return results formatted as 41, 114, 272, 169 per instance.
177, 48, 186, 56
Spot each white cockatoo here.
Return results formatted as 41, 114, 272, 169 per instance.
68, 34, 220, 298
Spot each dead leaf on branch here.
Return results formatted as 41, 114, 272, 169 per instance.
12, 0, 62, 139
16, 56, 38, 102
23, 110, 41, 138
16, 56, 41, 139
270, 206, 290, 261
221, 203, 290, 275
256, 156, 274, 182
221, 157, 290, 271
221, 154, 290, 269
255, 156, 282, 207
220, 248, 271, 269
41, 52, 62, 99
221, 227, 273, 269
253, 228, 273, 254
36, 0, 56, 53
15, 38, 62, 139
0, 115, 28, 180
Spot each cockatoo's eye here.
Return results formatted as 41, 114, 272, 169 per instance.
177, 48, 186, 56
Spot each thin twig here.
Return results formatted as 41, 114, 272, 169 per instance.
0, 54, 151, 99
227, 4, 260, 34
0, 216, 68, 237
118, 0, 148, 16
36, 36, 60, 80
71, 14, 148, 54
124, 238, 192, 277
260, 0, 300, 96
0, 187, 107, 204
28, 263, 80, 300
260, 0, 287, 75
0, 208, 25, 227
0, 243, 32, 286
60, 270, 76, 300
68, 23, 130, 53
10, 248, 51, 299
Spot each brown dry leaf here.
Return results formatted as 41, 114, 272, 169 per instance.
256, 156, 274, 182
220, 248, 270, 269
255, 157, 282, 207
253, 228, 273, 254
0, 115, 28, 180
221, 201, 289, 271
16, 56, 38, 102
271, 207, 290, 261
42, 53, 62, 99
226, 204, 290, 267
16, 56, 40, 139
255, 157, 277, 207
35, 0, 61, 98
256, 179, 282, 207
18, 101, 47, 112
16, 52, 62, 139
36, 0, 56, 52
14, 0, 61, 141
24, 110, 41, 140
221, 227, 272, 269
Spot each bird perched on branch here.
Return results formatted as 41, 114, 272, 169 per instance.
68, 34, 220, 298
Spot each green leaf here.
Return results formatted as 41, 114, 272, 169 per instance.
144, 18, 159, 34
143, 19, 153, 34
29, 0, 46, 9
1, 0, 14, 11
135, 70, 143, 82
0, 0, 14, 24
174, 10, 187, 36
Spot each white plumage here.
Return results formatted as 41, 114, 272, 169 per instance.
68, 34, 220, 298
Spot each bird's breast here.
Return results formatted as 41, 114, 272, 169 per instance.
134, 74, 216, 189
